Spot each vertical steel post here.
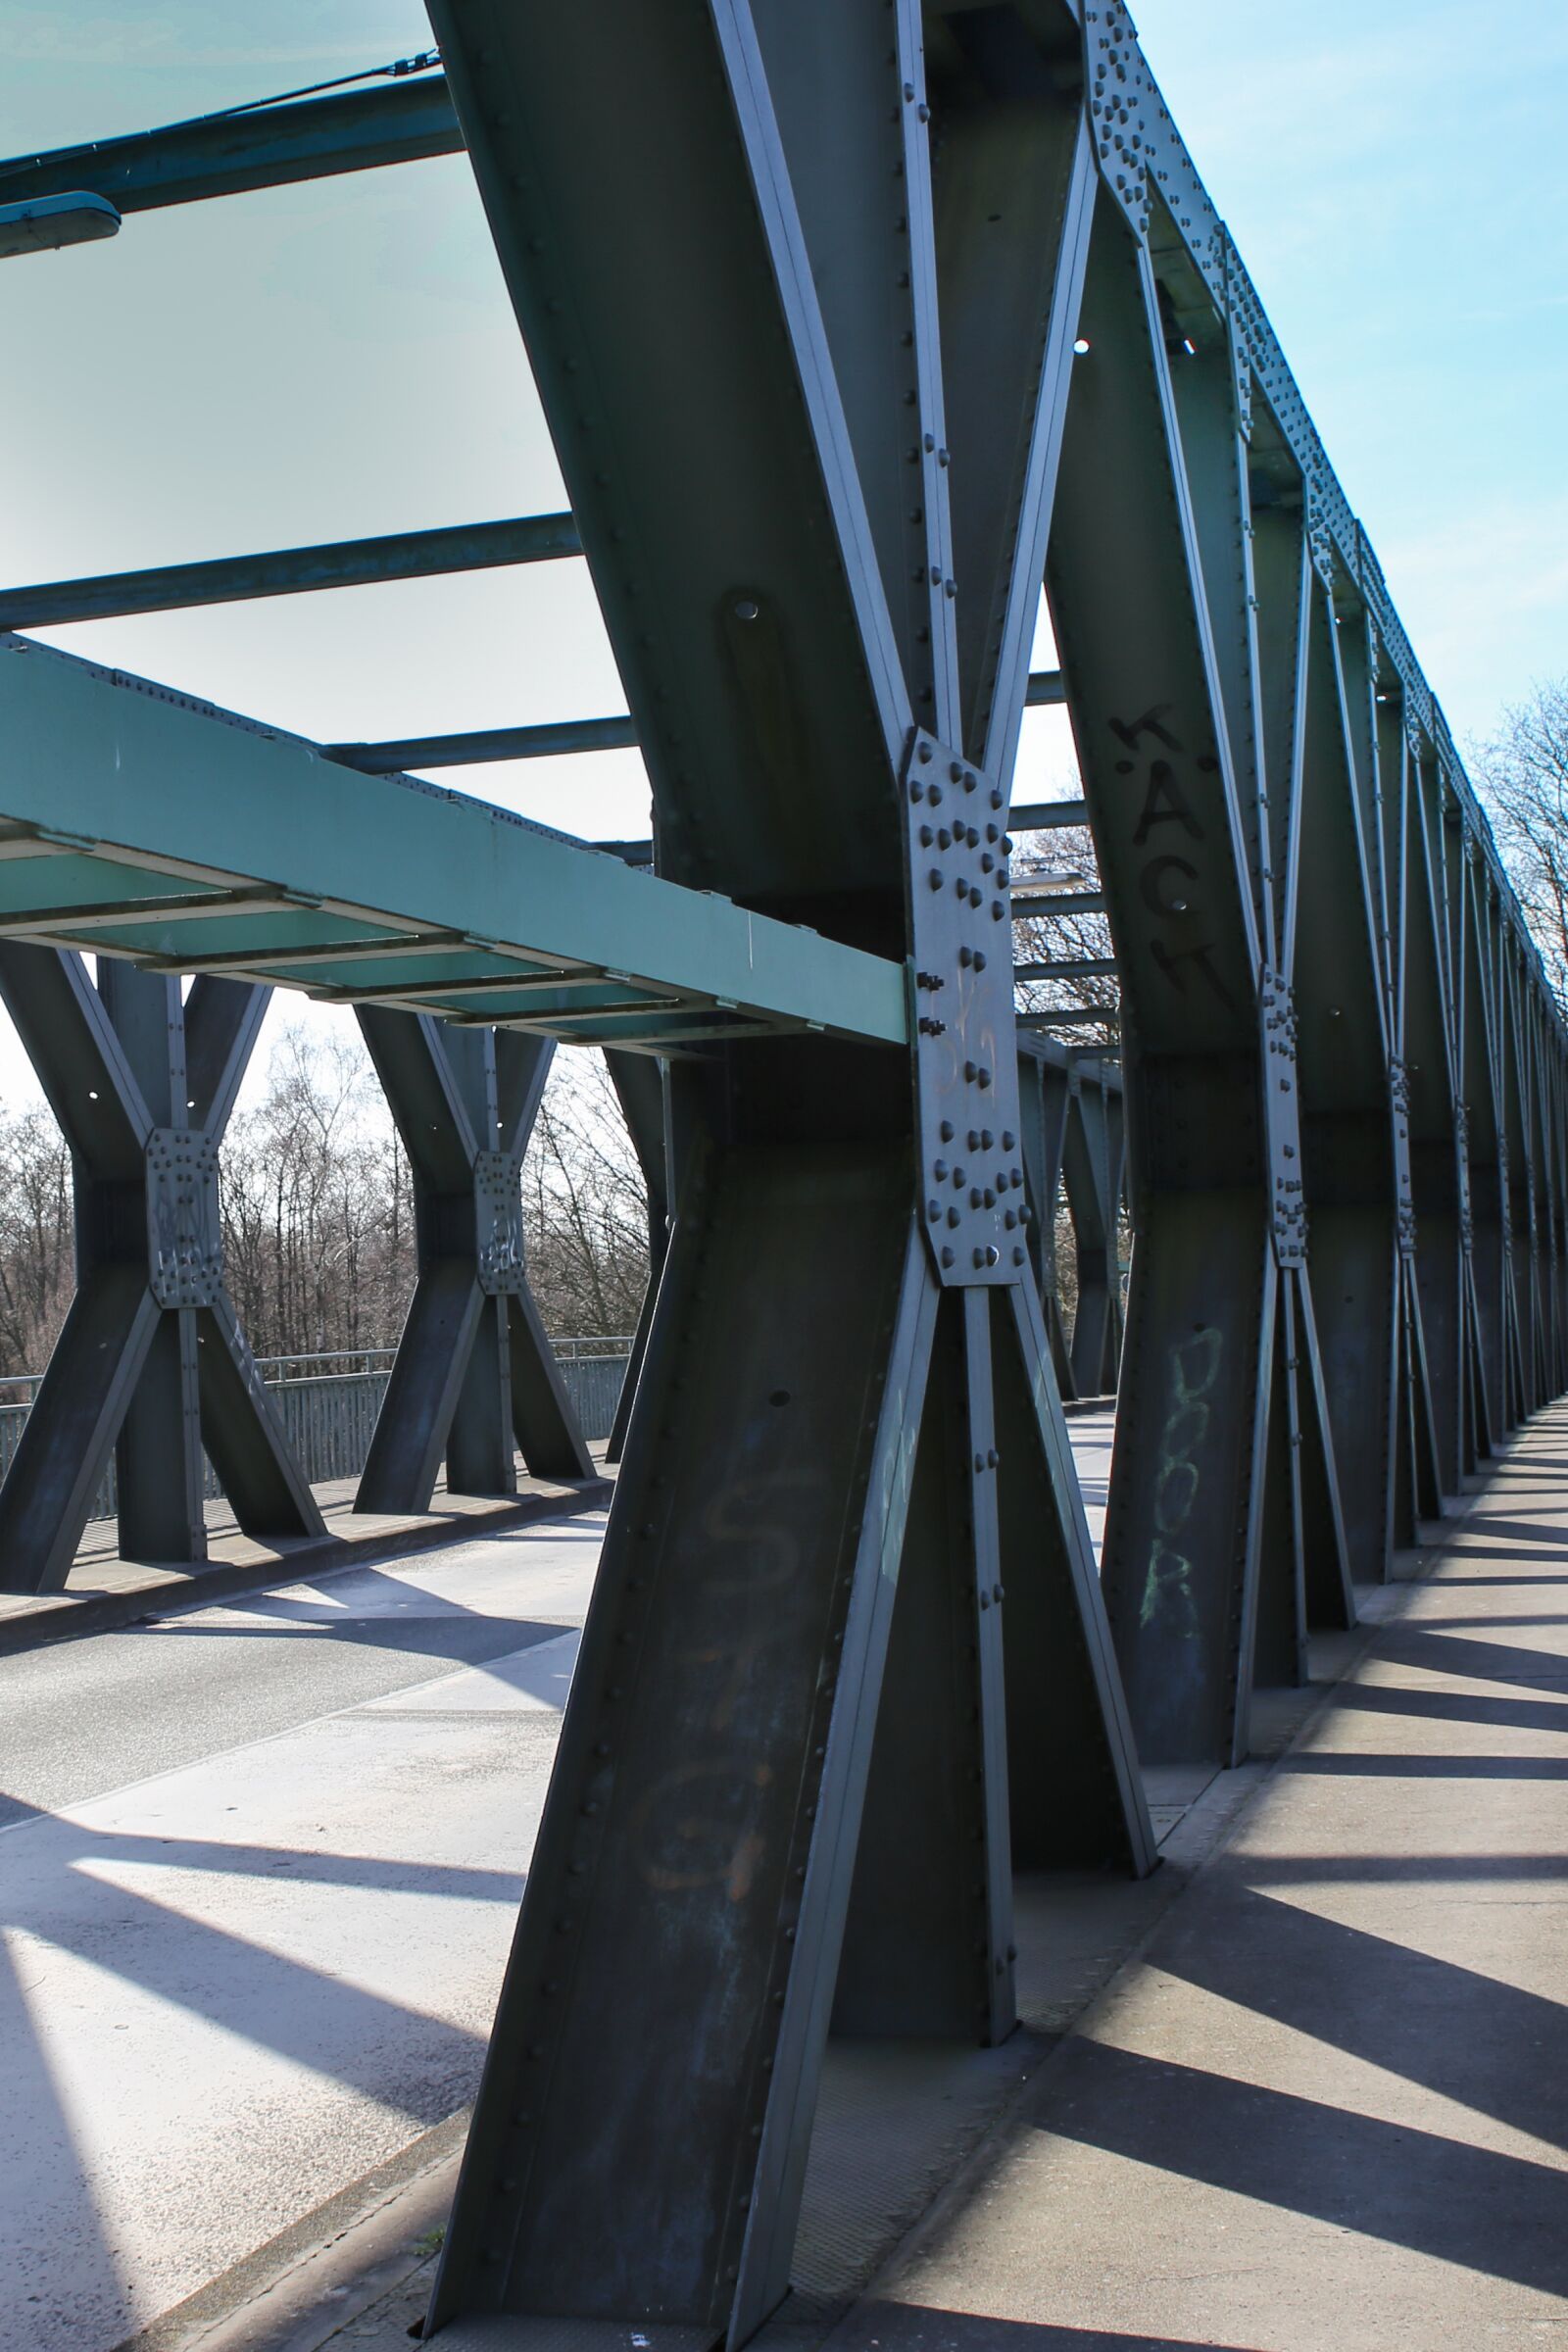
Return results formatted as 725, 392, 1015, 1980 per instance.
421, 6, 1150, 2342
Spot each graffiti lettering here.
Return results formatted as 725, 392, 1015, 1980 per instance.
1132, 760, 1203, 846
1109, 706, 1182, 754
1140, 854, 1199, 917
631, 1760, 774, 1899
700, 1470, 815, 1593
634, 1461, 823, 1897
1141, 1327, 1224, 1637
1150, 936, 1236, 1008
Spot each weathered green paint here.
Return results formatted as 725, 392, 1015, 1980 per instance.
0, 638, 907, 1049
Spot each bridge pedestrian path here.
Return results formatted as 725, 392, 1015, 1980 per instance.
811, 1398, 1568, 2351
5, 1403, 1565, 2351
178, 1401, 1567, 2352
0, 1456, 612, 1660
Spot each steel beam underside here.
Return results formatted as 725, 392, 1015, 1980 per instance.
0, 636, 906, 1054
0, 75, 464, 216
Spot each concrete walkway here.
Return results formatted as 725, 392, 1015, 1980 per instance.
174, 1404, 1568, 2352
12, 1405, 1567, 2351
0, 1513, 605, 2352
0, 1456, 612, 1657
827, 1403, 1568, 2351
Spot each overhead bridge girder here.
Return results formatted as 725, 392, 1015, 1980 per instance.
0, 635, 906, 1057
0, 72, 463, 218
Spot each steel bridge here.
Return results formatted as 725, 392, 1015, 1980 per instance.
1, 5, 1563, 2348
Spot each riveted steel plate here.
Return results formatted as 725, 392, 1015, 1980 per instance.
904, 729, 1028, 1288
145, 1126, 220, 1306
1260, 969, 1306, 1267
474, 1149, 526, 1296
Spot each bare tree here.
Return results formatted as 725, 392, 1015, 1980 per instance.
1473, 680, 1568, 1007
0, 1017, 653, 1378
523, 1054, 651, 1336
0, 1108, 72, 1373
1011, 814, 1121, 1054
220, 1023, 416, 1359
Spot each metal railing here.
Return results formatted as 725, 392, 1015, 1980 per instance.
0, 1335, 634, 1526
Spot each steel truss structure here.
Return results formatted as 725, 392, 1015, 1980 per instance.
0, 3, 1564, 2344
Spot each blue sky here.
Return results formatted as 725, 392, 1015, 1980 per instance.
0, 0, 1562, 1108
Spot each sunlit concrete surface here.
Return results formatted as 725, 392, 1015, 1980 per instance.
823, 1402, 1568, 2352
0, 1414, 1114, 2352
0, 1515, 603, 2352
1062, 1403, 1112, 1556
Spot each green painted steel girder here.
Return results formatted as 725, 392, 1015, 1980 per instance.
328, 712, 634, 771
1015, 957, 1118, 981
1010, 799, 1089, 830
1013, 888, 1105, 916
0, 514, 580, 631
1017, 1006, 1121, 1028
0, 75, 463, 218
0, 637, 906, 1052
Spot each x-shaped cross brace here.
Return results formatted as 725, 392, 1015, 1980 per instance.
353, 1008, 593, 1514
419, 4, 1151, 2343
0, 947, 321, 1591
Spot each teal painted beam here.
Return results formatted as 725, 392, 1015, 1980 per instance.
1015, 956, 1118, 982
328, 712, 633, 771
0, 639, 907, 1049
0, 76, 462, 218
0, 514, 579, 631
1009, 799, 1088, 830
1012, 889, 1105, 916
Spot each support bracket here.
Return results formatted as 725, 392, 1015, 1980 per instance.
906, 729, 1029, 1287
474, 1149, 527, 1297
146, 1129, 221, 1307
1261, 967, 1306, 1267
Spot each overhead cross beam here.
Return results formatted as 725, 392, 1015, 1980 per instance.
0, 636, 906, 1054
0, 514, 579, 631
0, 74, 463, 219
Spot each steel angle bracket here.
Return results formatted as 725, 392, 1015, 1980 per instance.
905, 730, 1029, 1287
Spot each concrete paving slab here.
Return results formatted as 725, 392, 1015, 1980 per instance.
21, 1406, 1566, 2352
0, 1514, 607, 2352
0, 1457, 612, 1657
814, 1405, 1568, 2352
